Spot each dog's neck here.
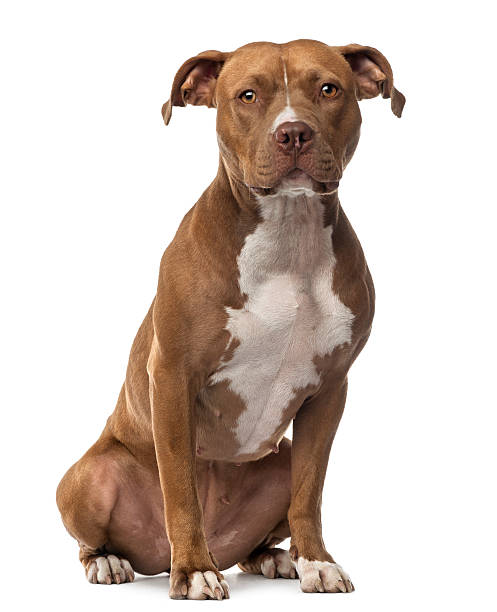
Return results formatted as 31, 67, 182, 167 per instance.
188, 159, 343, 283
211, 158, 341, 223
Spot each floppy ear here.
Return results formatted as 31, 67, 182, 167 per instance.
161, 50, 231, 125
337, 44, 405, 117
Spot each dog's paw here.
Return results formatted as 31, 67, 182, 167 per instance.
86, 555, 135, 584
169, 568, 230, 600
238, 548, 297, 579
260, 549, 297, 579
297, 558, 354, 593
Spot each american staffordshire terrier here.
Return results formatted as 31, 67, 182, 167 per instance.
56, 39, 405, 600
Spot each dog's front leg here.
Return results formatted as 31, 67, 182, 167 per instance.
147, 335, 229, 600
288, 376, 355, 594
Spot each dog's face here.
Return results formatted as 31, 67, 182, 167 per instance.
163, 40, 404, 196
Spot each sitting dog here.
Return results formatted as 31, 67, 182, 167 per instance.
56, 39, 404, 600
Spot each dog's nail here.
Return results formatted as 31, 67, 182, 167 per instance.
214, 587, 223, 600
337, 579, 346, 593
181, 583, 188, 596
221, 580, 230, 598
220, 496, 230, 504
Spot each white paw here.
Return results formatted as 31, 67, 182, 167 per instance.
86, 555, 134, 584
297, 558, 354, 593
187, 570, 230, 600
260, 550, 297, 579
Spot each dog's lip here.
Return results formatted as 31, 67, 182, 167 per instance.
247, 169, 340, 196
282, 170, 340, 194
323, 179, 340, 191
284, 169, 340, 192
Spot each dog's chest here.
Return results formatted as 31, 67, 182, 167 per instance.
207, 194, 354, 457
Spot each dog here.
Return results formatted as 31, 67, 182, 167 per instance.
56, 39, 405, 600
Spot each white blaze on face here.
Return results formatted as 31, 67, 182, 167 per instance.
271, 59, 299, 132
283, 60, 290, 106
210, 191, 354, 456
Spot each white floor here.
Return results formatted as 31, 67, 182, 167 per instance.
33, 562, 495, 612
27, 526, 493, 612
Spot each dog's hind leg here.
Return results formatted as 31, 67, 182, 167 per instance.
230, 440, 296, 580
237, 519, 297, 579
56, 435, 147, 584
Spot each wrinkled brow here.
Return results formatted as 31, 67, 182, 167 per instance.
296, 69, 343, 85
298, 69, 322, 83
225, 70, 279, 94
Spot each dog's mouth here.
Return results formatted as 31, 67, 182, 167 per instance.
284, 169, 339, 193
250, 169, 340, 197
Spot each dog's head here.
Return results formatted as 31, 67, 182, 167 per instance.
162, 40, 405, 196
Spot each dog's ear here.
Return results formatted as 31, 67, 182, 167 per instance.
337, 44, 405, 117
162, 50, 231, 125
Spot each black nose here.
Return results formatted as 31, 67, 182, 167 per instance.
274, 121, 314, 153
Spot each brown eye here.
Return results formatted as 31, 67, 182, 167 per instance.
240, 90, 257, 104
321, 83, 338, 98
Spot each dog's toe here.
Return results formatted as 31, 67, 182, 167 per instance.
272, 549, 297, 578
260, 554, 277, 578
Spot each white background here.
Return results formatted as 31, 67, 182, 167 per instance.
1, 1, 496, 610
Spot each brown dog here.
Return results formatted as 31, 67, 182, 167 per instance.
56, 39, 404, 600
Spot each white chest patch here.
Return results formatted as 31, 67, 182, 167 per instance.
210, 191, 354, 455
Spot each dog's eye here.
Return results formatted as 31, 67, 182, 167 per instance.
321, 83, 339, 98
240, 90, 257, 104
